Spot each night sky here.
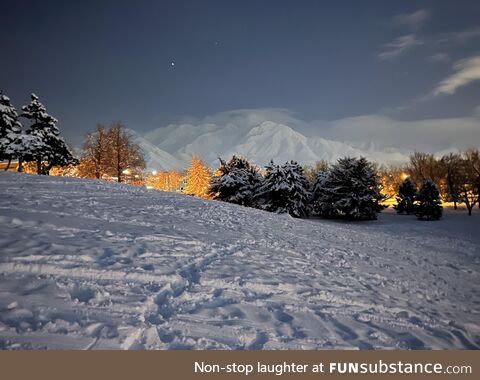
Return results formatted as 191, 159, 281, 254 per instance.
1, 0, 479, 150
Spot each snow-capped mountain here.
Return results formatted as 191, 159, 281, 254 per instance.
129, 131, 184, 171
136, 121, 409, 170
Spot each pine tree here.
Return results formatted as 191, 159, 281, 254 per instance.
311, 156, 385, 220
21, 94, 77, 174
255, 160, 311, 217
0, 94, 23, 170
184, 157, 211, 198
415, 178, 443, 220
208, 155, 263, 206
311, 170, 336, 218
394, 177, 417, 214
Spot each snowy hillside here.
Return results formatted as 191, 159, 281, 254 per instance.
0, 172, 479, 349
139, 121, 409, 170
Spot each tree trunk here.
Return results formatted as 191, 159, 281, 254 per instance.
5, 159, 11, 171
44, 161, 54, 176
453, 200, 457, 210
17, 158, 23, 173
37, 158, 42, 175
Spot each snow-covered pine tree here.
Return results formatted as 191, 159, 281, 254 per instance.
254, 160, 311, 217
21, 94, 77, 174
311, 156, 385, 220
415, 178, 443, 220
0, 94, 23, 170
394, 177, 417, 214
208, 155, 263, 207
311, 170, 336, 218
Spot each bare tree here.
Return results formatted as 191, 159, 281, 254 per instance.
81, 124, 109, 179
378, 164, 409, 200
458, 148, 480, 214
303, 160, 329, 185
107, 122, 145, 183
440, 153, 463, 209
407, 152, 445, 192
80, 122, 145, 182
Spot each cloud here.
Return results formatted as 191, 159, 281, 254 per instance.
159, 108, 480, 154
378, 35, 423, 60
433, 55, 480, 95
394, 9, 430, 31
473, 105, 480, 117
427, 52, 449, 62
436, 27, 480, 44
317, 114, 480, 153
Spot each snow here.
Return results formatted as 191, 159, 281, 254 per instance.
0, 172, 479, 349
139, 121, 409, 170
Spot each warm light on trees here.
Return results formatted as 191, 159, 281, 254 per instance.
81, 124, 109, 179
80, 122, 145, 182
378, 165, 409, 200
146, 170, 182, 192
184, 157, 211, 198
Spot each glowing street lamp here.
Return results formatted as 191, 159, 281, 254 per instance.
400, 172, 409, 180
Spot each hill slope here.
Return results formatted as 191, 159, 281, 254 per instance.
0, 172, 478, 349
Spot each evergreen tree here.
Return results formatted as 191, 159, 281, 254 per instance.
311, 156, 385, 220
394, 177, 417, 214
311, 170, 336, 218
21, 93, 77, 174
255, 160, 311, 217
0, 94, 23, 169
208, 155, 263, 207
184, 157, 211, 198
415, 178, 443, 220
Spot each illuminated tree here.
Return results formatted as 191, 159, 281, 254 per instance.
377, 165, 409, 200
184, 157, 211, 198
80, 122, 145, 182
107, 122, 145, 183
146, 170, 182, 192
456, 149, 480, 216
407, 152, 444, 189
81, 124, 109, 179
439, 153, 463, 209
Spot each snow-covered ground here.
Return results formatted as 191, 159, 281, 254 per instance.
0, 172, 478, 349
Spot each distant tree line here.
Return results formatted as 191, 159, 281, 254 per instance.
0, 92, 77, 174
381, 150, 480, 216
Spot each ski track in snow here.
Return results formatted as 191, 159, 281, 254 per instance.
0, 172, 479, 349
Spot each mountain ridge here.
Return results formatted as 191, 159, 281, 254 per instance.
134, 121, 409, 171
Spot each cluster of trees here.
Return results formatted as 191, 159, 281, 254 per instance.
382, 150, 480, 216
145, 170, 182, 192
0, 92, 77, 174
78, 123, 145, 182
395, 178, 443, 220
207, 155, 385, 220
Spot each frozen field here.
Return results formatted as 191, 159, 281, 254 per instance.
0, 172, 478, 349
